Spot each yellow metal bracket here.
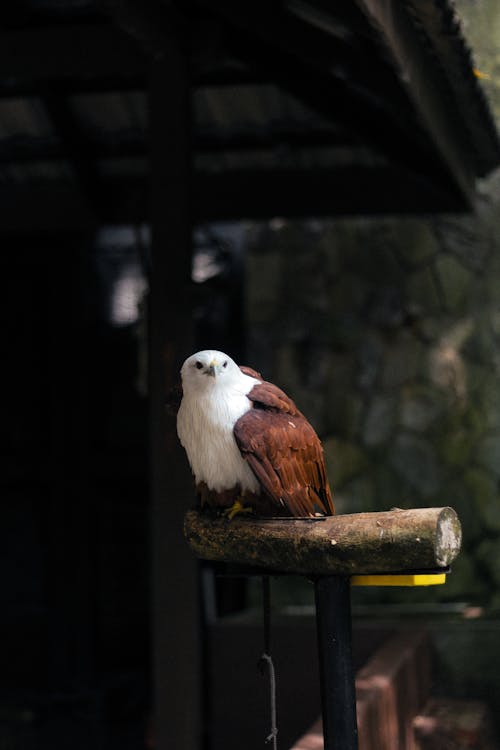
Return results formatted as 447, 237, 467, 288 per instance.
351, 572, 446, 587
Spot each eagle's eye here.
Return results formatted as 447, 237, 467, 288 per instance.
195, 361, 203, 370
223, 361, 228, 368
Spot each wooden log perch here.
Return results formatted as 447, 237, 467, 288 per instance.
184, 507, 462, 576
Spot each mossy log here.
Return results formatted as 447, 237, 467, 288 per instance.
184, 507, 461, 576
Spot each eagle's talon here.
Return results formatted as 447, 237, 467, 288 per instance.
223, 499, 254, 520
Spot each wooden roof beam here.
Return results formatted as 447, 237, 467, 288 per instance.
191, 166, 467, 220
0, 24, 147, 97
0, 165, 468, 234
0, 127, 358, 164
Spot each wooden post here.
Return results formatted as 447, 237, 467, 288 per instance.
184, 506, 461, 750
149, 35, 199, 750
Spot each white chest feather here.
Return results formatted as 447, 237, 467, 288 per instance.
177, 383, 260, 493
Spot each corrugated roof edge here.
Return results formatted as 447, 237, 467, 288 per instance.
404, 0, 500, 177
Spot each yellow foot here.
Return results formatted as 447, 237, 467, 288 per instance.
223, 499, 254, 520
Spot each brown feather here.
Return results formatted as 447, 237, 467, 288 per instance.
234, 381, 334, 517
239, 365, 263, 380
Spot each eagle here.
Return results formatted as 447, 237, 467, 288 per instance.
176, 349, 334, 518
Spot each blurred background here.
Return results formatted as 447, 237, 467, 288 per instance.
2, 0, 500, 748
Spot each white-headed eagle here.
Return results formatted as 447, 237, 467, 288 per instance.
176, 350, 334, 518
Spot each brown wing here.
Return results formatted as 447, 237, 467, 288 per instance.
234, 381, 334, 517
239, 365, 263, 380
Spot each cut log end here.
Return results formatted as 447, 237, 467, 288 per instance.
183, 506, 462, 577
435, 506, 462, 567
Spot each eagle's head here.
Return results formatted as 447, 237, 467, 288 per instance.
180, 349, 243, 392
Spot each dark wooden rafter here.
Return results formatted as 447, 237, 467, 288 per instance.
0, 126, 357, 164
98, 0, 186, 59
193, 65, 267, 88
190, 7, 379, 95
0, 3, 103, 29
196, 127, 358, 152
192, 165, 466, 219
0, 19, 269, 96
0, 134, 148, 167
289, 0, 376, 43
191, 2, 386, 94
0, 24, 147, 97
0, 162, 468, 235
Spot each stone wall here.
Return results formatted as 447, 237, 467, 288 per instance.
245, 174, 500, 605
455, 0, 500, 126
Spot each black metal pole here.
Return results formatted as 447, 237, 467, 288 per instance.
314, 575, 358, 750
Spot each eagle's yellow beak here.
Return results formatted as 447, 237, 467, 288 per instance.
206, 360, 218, 377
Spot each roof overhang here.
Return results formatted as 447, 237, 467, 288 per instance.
0, 0, 498, 232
